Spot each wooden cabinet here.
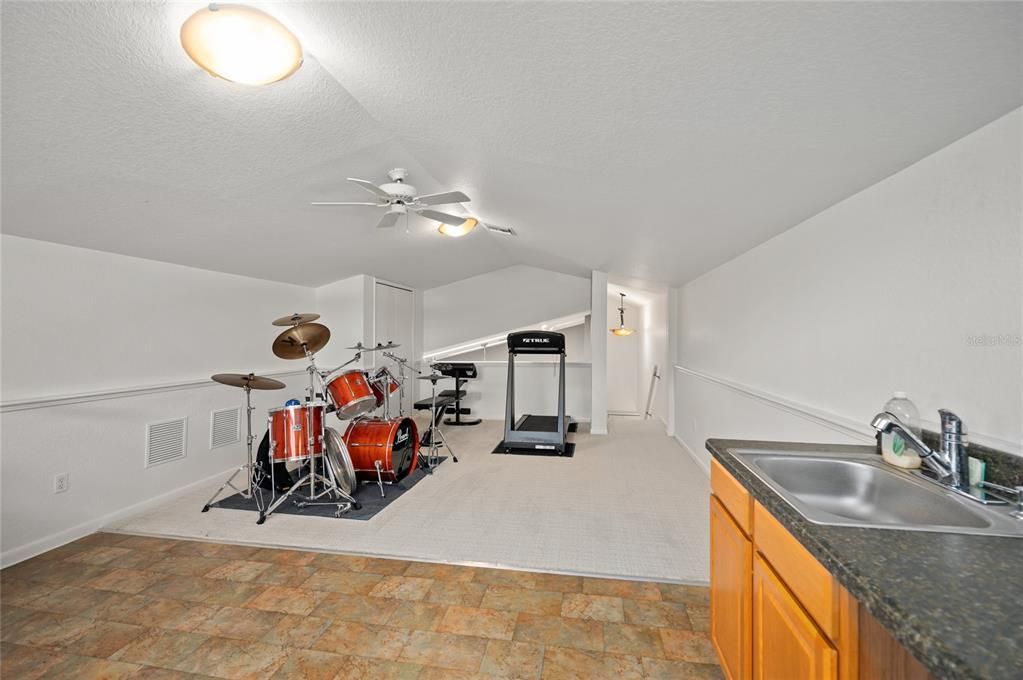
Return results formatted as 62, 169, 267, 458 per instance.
753, 553, 837, 680
710, 460, 934, 680
711, 495, 753, 680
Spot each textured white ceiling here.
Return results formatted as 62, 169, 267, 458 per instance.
2, 1, 1021, 288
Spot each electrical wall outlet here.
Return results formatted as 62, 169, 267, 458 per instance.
54, 473, 69, 494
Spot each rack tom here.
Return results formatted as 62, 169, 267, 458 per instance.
369, 367, 400, 408
324, 368, 376, 418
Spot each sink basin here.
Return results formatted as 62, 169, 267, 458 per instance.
731, 450, 1023, 537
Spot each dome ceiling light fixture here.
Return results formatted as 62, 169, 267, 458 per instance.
438, 217, 479, 238
611, 292, 636, 336
180, 3, 303, 86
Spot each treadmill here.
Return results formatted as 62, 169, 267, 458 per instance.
501, 330, 569, 454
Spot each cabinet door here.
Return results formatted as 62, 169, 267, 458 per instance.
753, 553, 837, 680
711, 495, 753, 680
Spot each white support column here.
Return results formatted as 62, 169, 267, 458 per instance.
666, 287, 679, 438
590, 270, 608, 435
361, 275, 375, 369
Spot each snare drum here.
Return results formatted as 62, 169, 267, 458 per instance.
324, 368, 376, 418
268, 402, 325, 462
343, 417, 419, 483
368, 367, 400, 408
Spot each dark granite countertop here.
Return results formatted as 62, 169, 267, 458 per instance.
707, 438, 1023, 680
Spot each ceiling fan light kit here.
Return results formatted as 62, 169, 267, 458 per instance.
180, 3, 303, 86
438, 218, 478, 238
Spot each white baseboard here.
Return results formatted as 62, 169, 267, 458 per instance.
673, 432, 711, 477
1, 466, 235, 568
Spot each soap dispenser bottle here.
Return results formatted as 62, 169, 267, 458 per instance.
880, 392, 922, 469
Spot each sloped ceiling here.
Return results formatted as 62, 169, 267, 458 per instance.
2, 1, 1020, 288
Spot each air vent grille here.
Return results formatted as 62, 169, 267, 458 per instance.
146, 417, 187, 468
210, 407, 240, 449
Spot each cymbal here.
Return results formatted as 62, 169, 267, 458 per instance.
272, 323, 330, 360
211, 373, 286, 390
272, 312, 320, 327
418, 373, 451, 381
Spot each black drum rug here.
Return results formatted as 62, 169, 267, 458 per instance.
209, 457, 446, 521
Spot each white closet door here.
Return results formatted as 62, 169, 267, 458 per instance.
374, 282, 415, 414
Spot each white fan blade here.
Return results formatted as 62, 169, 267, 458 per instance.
376, 211, 400, 229
347, 178, 393, 201
310, 202, 382, 206
416, 191, 470, 206
417, 208, 470, 224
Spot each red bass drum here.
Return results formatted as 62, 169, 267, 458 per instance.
342, 417, 419, 483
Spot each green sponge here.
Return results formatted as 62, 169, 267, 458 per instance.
968, 456, 986, 487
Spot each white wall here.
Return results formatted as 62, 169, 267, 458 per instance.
642, 289, 669, 423
448, 361, 592, 423
606, 286, 669, 421
1, 235, 315, 400
673, 108, 1023, 470
423, 265, 590, 352
590, 271, 608, 435
0, 236, 324, 563
607, 292, 643, 414
442, 323, 588, 362
313, 274, 366, 369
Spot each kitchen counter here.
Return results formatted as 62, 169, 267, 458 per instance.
707, 438, 1023, 680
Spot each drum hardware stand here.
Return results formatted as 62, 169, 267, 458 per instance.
203, 374, 283, 514
420, 373, 458, 471
373, 460, 386, 497
260, 345, 359, 524
384, 351, 419, 418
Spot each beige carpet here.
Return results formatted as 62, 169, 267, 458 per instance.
109, 417, 711, 584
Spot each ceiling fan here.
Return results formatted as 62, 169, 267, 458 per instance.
311, 168, 472, 230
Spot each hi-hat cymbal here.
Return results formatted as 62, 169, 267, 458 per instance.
418, 373, 450, 381
211, 373, 286, 390
272, 312, 320, 327
273, 323, 330, 360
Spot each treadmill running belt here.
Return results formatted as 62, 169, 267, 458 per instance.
515, 414, 560, 432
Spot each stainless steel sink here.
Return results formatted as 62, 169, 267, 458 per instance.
731, 449, 1023, 537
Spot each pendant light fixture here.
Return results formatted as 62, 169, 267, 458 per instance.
610, 292, 636, 336
437, 217, 479, 238
180, 4, 303, 86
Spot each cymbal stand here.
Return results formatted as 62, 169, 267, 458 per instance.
201, 382, 266, 514
259, 346, 358, 524
423, 374, 458, 470
384, 351, 419, 418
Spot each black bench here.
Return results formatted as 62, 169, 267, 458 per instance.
414, 389, 465, 428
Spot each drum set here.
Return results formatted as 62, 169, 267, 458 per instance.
203, 312, 449, 524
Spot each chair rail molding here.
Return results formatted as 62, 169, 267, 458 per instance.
1, 369, 305, 413
673, 365, 1020, 456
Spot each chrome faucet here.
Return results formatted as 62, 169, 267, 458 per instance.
870, 408, 970, 491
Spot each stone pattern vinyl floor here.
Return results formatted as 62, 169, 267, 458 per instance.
0, 532, 722, 679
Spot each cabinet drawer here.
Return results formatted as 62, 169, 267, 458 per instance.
754, 502, 836, 638
712, 458, 752, 536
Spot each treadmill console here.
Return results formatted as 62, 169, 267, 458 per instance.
507, 330, 565, 354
